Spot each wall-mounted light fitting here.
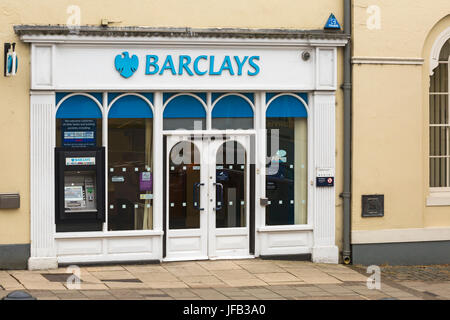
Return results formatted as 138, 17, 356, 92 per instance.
4, 43, 18, 77
302, 51, 311, 61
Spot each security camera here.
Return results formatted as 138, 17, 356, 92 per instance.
302, 51, 311, 61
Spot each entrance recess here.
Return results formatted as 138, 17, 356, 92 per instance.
164, 134, 251, 261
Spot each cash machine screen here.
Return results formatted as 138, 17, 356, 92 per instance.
65, 186, 84, 201
64, 172, 97, 213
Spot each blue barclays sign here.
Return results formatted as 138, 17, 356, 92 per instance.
114, 51, 260, 78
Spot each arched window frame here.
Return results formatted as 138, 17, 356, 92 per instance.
264, 93, 310, 226
211, 93, 255, 130
162, 93, 208, 131
429, 36, 450, 193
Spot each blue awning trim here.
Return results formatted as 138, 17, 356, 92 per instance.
163, 94, 206, 118
266, 92, 308, 104
163, 92, 206, 105
266, 93, 308, 118
212, 94, 254, 118
108, 94, 153, 118
108, 92, 153, 105
212, 92, 254, 104
56, 93, 103, 119
56, 92, 103, 106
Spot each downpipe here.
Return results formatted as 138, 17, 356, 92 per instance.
341, 0, 352, 264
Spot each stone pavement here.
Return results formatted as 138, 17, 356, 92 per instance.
0, 259, 449, 300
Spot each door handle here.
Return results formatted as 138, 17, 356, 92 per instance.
193, 182, 204, 211
214, 182, 224, 211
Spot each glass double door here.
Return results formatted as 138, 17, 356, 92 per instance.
165, 134, 250, 260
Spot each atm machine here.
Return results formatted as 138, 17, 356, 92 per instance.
55, 147, 105, 231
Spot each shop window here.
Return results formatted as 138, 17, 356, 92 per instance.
163, 93, 206, 130
430, 40, 450, 188
55, 93, 103, 232
265, 93, 308, 225
212, 93, 254, 130
55, 93, 103, 148
107, 94, 154, 231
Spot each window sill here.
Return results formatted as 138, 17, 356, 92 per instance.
426, 192, 450, 206
257, 225, 313, 232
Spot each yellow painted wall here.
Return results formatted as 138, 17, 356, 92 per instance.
0, 1, 346, 249
352, 1, 450, 231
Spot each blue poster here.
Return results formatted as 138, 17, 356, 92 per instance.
62, 119, 97, 147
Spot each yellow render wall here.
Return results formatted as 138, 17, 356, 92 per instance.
0, 1, 345, 246
352, 1, 450, 231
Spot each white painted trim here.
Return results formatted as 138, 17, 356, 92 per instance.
430, 27, 450, 75
57, 253, 159, 264
107, 92, 155, 115
28, 257, 58, 270
55, 92, 103, 113
352, 227, 450, 244
427, 191, 450, 206
211, 92, 255, 113
29, 92, 57, 270
20, 34, 348, 47
257, 225, 313, 232
352, 57, 424, 65
54, 230, 164, 239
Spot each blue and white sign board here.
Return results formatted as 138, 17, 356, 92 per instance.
62, 119, 96, 147
52, 45, 318, 91
324, 14, 341, 30
66, 157, 96, 166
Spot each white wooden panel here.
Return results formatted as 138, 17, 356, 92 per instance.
215, 235, 248, 250
259, 231, 313, 255
316, 48, 336, 89
168, 236, 201, 252
107, 237, 153, 254
56, 239, 103, 256
32, 45, 53, 88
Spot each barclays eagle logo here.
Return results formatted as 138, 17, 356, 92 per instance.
114, 52, 139, 78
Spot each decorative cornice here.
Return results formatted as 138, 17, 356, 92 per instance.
352, 56, 424, 65
14, 25, 349, 47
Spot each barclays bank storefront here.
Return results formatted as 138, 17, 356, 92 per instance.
15, 26, 347, 269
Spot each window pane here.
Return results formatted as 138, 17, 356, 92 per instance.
163, 118, 206, 130
215, 141, 247, 228
429, 95, 448, 124
430, 63, 448, 93
430, 127, 447, 156
212, 118, 253, 130
439, 40, 450, 60
168, 141, 200, 229
430, 157, 447, 187
108, 118, 153, 231
266, 117, 307, 225
56, 118, 102, 148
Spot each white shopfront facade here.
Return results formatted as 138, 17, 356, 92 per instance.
18, 28, 346, 269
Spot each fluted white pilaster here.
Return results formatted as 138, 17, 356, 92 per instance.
28, 92, 58, 270
311, 91, 339, 263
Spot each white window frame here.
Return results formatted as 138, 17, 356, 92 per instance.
428, 42, 450, 206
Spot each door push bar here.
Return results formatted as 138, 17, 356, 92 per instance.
214, 182, 224, 211
193, 182, 205, 211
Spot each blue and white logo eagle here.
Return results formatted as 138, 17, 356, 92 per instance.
114, 52, 139, 78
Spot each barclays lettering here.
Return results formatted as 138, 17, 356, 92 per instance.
144, 54, 260, 76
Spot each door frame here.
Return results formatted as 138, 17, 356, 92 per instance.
163, 130, 256, 261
